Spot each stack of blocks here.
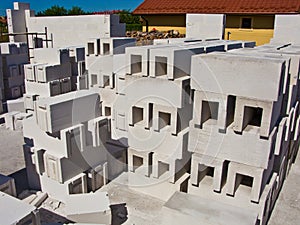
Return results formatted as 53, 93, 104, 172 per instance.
0, 42, 29, 106
187, 43, 300, 225
23, 46, 86, 112
20, 36, 300, 224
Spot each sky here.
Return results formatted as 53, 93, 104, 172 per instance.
0, 0, 144, 15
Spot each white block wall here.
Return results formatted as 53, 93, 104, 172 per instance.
186, 14, 225, 39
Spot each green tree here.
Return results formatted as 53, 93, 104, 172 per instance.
118, 10, 140, 24
118, 10, 142, 31
37, 5, 68, 16
68, 6, 87, 15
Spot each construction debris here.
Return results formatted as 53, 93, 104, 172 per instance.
126, 29, 185, 45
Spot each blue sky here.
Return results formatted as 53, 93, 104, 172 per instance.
0, 0, 144, 15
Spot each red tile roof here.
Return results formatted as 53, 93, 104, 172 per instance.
133, 0, 300, 15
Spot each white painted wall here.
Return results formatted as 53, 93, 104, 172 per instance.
186, 14, 225, 40
6, 2, 32, 43
25, 13, 125, 48
272, 14, 300, 45
6, 2, 126, 50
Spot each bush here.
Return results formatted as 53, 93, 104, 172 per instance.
126, 24, 142, 31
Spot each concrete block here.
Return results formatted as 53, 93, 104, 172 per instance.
100, 37, 136, 55
65, 192, 111, 224
153, 38, 202, 45
232, 96, 282, 138
32, 48, 70, 64
188, 120, 277, 169
36, 63, 71, 83
226, 161, 266, 203
0, 174, 17, 197
69, 46, 85, 62
36, 90, 100, 133
191, 52, 286, 101
0, 192, 39, 225
161, 192, 258, 225
272, 15, 300, 45
24, 63, 47, 82
190, 154, 225, 193
60, 77, 72, 94
186, 14, 225, 40
23, 13, 125, 49
149, 44, 205, 79
120, 75, 190, 108
86, 38, 100, 56
5, 111, 20, 130
0, 43, 19, 54
24, 94, 38, 111
125, 44, 170, 77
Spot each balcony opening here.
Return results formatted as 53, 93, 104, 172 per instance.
103, 75, 110, 87
79, 61, 86, 76
159, 111, 171, 130
103, 43, 110, 55
131, 55, 142, 74
148, 103, 153, 129
132, 106, 144, 125
69, 177, 85, 194
240, 174, 254, 187
87, 169, 104, 192
133, 155, 143, 172
157, 161, 169, 177
155, 56, 168, 76
201, 101, 219, 127
221, 160, 230, 189
96, 39, 100, 55
87, 43, 94, 55
183, 82, 191, 105
91, 74, 98, 86
243, 106, 263, 130
105, 106, 111, 116
226, 95, 236, 128
195, 165, 215, 186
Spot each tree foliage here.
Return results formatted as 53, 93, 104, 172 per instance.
68, 6, 87, 15
118, 10, 141, 24
118, 10, 142, 31
36, 5, 88, 16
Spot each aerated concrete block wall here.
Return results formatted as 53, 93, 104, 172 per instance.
186, 14, 225, 40
0, 42, 29, 101
24, 46, 86, 111
188, 43, 300, 225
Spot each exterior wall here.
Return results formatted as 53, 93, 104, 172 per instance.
225, 15, 275, 46
142, 15, 186, 34
186, 14, 225, 39
141, 14, 276, 45
6, 2, 31, 43
271, 14, 300, 45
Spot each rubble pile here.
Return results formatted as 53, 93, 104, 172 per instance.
126, 29, 185, 45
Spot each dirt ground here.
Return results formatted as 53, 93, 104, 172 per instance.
0, 123, 25, 176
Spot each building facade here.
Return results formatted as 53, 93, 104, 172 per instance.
133, 0, 300, 45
